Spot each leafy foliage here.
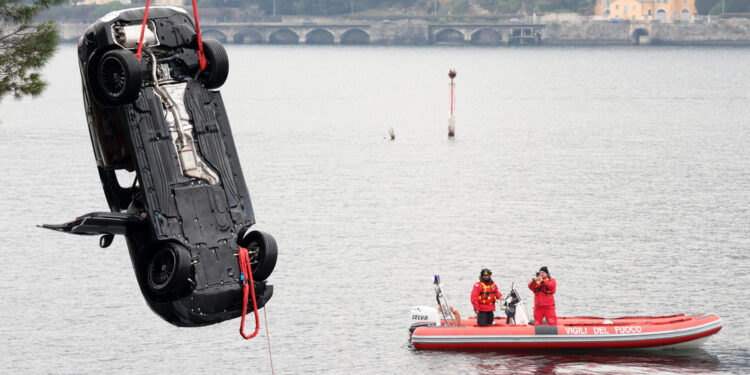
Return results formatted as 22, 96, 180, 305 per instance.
695, 0, 749, 15
0, 0, 65, 102
709, 0, 750, 13
451, 0, 469, 13
695, 0, 719, 14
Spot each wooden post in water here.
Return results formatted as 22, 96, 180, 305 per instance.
448, 69, 456, 138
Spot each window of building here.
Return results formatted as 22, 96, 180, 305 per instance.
657, 8, 667, 21
616, 5, 619, 9
681, 8, 690, 19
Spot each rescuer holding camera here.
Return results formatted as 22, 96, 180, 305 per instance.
529, 266, 557, 325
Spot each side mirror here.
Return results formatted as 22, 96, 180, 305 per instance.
99, 233, 114, 248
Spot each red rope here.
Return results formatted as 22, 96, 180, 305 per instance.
191, 0, 207, 71
238, 245, 260, 339
135, 0, 152, 60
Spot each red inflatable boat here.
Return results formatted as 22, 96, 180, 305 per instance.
411, 313, 722, 351
411, 277, 721, 351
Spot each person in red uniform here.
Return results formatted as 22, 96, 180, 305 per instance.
528, 266, 557, 326
471, 268, 503, 326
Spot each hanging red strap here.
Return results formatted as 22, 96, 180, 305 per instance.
135, 0, 152, 61
238, 245, 260, 339
191, 0, 207, 71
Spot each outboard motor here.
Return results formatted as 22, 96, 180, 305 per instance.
409, 306, 441, 334
504, 284, 530, 325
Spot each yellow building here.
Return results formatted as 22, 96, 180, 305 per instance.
594, 0, 697, 22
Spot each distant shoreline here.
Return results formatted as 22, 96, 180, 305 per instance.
56, 17, 750, 47
55, 40, 750, 47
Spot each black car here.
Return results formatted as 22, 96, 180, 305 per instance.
42, 7, 277, 327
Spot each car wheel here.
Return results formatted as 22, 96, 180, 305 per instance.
238, 230, 277, 282
147, 242, 191, 295
97, 49, 142, 105
201, 39, 229, 89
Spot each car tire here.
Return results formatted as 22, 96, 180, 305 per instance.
238, 230, 277, 282
147, 242, 192, 295
201, 39, 229, 89
96, 49, 142, 105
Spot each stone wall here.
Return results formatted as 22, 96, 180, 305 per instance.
650, 18, 750, 45
542, 18, 750, 45
542, 21, 632, 45
370, 21, 430, 45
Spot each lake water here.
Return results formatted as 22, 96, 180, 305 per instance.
1, 44, 749, 374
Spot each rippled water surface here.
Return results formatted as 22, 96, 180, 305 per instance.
1, 44, 749, 374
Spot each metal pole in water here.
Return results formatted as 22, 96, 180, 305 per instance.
448, 69, 456, 138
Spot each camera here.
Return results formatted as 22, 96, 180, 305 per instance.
536, 272, 540, 277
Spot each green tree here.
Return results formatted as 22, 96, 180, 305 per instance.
452, 0, 469, 13
695, 0, 719, 14
0, 0, 65, 102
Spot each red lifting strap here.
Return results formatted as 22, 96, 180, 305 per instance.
191, 0, 207, 71
136, 0, 207, 71
135, 0, 151, 60
238, 245, 261, 339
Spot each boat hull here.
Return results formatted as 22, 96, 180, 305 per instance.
411, 313, 722, 351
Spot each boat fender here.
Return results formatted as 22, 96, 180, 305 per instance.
437, 305, 461, 327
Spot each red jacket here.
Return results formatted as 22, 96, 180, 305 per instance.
528, 278, 556, 307
471, 280, 503, 312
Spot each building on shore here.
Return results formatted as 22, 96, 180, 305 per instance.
594, 0, 697, 22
